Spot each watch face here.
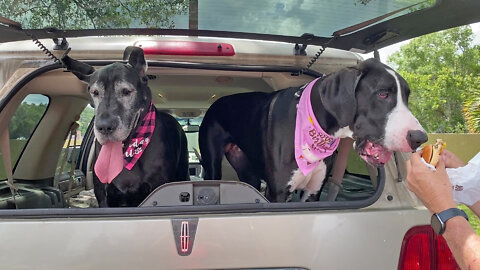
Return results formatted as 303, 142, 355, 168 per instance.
431, 214, 445, 234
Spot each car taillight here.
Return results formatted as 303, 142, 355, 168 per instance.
436, 234, 459, 270
134, 40, 235, 56
398, 225, 460, 270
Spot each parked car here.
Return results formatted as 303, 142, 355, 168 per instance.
0, 0, 479, 269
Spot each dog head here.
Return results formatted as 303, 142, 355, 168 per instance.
318, 58, 427, 167
62, 46, 151, 145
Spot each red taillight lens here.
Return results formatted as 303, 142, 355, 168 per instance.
134, 40, 235, 56
436, 235, 460, 270
399, 226, 434, 270
398, 225, 460, 270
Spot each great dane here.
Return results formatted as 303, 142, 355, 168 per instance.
62, 47, 189, 207
199, 58, 428, 202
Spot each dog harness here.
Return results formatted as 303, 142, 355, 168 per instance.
295, 78, 340, 176
94, 102, 156, 184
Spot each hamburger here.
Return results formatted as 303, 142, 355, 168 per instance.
421, 139, 446, 166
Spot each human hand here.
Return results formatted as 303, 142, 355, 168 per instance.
406, 151, 456, 213
441, 149, 466, 169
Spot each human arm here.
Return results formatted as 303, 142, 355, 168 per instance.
442, 149, 467, 168
443, 216, 480, 270
406, 151, 480, 270
442, 150, 480, 218
469, 201, 480, 220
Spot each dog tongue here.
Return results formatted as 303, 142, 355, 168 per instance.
94, 141, 124, 184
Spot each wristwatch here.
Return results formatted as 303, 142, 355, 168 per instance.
431, 208, 469, 235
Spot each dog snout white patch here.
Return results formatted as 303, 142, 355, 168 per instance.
383, 69, 426, 152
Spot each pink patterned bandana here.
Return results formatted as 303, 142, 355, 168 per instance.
94, 102, 156, 184
124, 102, 156, 170
295, 78, 340, 176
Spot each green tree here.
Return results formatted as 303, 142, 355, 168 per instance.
463, 76, 480, 133
10, 102, 48, 139
388, 25, 480, 133
78, 105, 94, 136
0, 0, 187, 29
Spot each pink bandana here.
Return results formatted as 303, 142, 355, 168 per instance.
295, 78, 340, 176
94, 102, 156, 184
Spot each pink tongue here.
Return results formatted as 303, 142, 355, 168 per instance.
365, 141, 392, 164
94, 141, 124, 184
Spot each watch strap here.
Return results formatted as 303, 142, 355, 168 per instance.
434, 208, 469, 235
438, 208, 469, 223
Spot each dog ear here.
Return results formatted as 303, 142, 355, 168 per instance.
318, 67, 362, 128
61, 55, 95, 82
123, 46, 148, 79
357, 57, 382, 71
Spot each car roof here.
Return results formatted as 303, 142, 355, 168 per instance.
0, 0, 479, 53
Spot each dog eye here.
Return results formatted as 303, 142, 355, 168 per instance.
91, 90, 99, 97
378, 92, 389, 99
122, 88, 132, 96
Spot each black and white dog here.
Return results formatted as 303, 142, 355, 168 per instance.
62, 47, 189, 207
199, 58, 428, 202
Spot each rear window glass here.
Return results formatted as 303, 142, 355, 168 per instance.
0, 0, 434, 37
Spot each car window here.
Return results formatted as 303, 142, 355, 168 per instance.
0, 94, 49, 180
55, 105, 94, 175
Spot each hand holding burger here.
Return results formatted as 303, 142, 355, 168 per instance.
421, 139, 446, 167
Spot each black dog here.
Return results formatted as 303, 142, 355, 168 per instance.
62, 47, 189, 207
199, 59, 428, 202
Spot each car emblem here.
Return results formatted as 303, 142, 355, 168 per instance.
171, 218, 198, 256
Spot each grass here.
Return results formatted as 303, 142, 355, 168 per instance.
459, 204, 480, 234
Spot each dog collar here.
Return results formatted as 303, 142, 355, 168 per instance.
294, 78, 340, 176
124, 102, 156, 170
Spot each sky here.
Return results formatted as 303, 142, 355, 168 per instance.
360, 22, 480, 63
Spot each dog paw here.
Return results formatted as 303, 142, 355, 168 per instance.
287, 169, 307, 192
300, 190, 312, 202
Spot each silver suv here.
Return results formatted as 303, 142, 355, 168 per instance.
0, 1, 478, 269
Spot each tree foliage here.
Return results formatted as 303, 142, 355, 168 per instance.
388, 26, 480, 133
0, 0, 188, 29
463, 78, 480, 133
78, 105, 94, 136
9, 102, 48, 140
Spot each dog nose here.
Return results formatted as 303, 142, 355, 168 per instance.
406, 130, 428, 151
96, 118, 118, 135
